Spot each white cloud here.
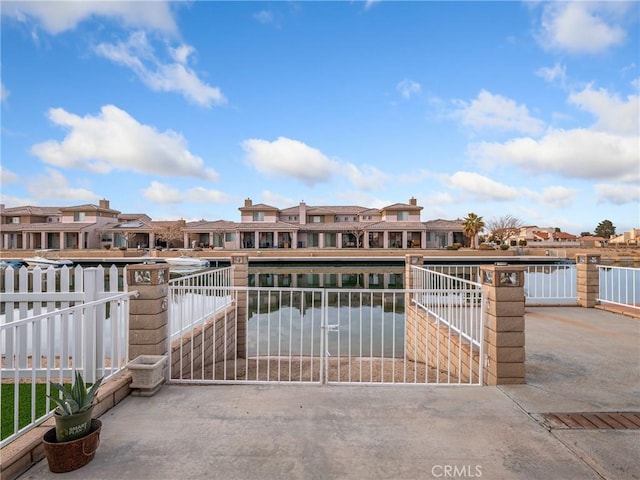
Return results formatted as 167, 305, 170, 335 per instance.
443, 171, 520, 202
343, 163, 390, 191
31, 105, 219, 181
242, 137, 341, 186
142, 181, 182, 203
1, 166, 18, 184
537, 3, 627, 54
470, 128, 639, 183
396, 79, 421, 100
568, 85, 639, 135
2, 1, 177, 35
262, 190, 296, 208
254, 10, 274, 24
595, 184, 640, 205
525, 185, 578, 208
142, 181, 231, 204
454, 90, 545, 135
535, 62, 567, 85
0, 82, 8, 102
95, 32, 226, 108
26, 168, 99, 202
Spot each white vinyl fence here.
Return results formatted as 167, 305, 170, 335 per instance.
0, 265, 136, 447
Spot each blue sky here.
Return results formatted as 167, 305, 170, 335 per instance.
1, 1, 638, 235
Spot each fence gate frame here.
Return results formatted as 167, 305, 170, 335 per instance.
168, 284, 484, 386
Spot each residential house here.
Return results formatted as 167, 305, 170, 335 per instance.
0, 196, 466, 252
609, 228, 640, 246
0, 200, 120, 250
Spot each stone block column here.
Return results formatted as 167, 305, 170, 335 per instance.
480, 265, 525, 385
127, 264, 170, 360
576, 254, 601, 308
231, 254, 249, 358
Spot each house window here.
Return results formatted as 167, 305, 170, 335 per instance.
225, 233, 236, 242
325, 233, 336, 247
74, 212, 85, 221
288, 216, 298, 221
308, 233, 319, 247
396, 211, 408, 221
309, 216, 324, 223
10, 217, 20, 224
252, 212, 264, 221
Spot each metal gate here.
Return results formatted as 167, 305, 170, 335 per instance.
168, 285, 483, 385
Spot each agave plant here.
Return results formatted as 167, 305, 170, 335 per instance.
48, 371, 104, 416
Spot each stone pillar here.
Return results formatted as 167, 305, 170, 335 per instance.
127, 264, 170, 360
576, 254, 601, 308
231, 254, 249, 358
480, 265, 525, 385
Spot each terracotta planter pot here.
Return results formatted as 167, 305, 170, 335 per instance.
43, 419, 101, 473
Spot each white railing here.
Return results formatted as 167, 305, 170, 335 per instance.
0, 264, 135, 447
411, 266, 483, 348
523, 264, 577, 304
0, 267, 137, 447
169, 267, 233, 339
425, 263, 578, 305
598, 265, 640, 309
169, 285, 482, 386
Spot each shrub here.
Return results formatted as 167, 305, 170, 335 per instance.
510, 240, 517, 246
518, 239, 527, 246
500, 244, 510, 250
102, 244, 111, 250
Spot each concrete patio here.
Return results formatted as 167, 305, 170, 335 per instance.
18, 306, 640, 480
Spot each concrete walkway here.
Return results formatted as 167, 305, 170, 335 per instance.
20, 307, 640, 480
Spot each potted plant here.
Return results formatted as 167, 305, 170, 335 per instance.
48, 371, 103, 442
42, 371, 104, 473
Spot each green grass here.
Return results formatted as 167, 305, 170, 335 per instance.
1, 383, 57, 441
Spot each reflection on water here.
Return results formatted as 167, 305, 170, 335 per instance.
249, 265, 405, 289
246, 266, 407, 358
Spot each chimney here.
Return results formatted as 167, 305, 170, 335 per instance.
99, 199, 110, 209
244, 198, 252, 208
299, 201, 307, 225
409, 197, 417, 206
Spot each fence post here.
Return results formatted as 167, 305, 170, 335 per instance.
231, 254, 249, 359
83, 268, 98, 383
479, 265, 525, 385
127, 264, 170, 360
576, 254, 600, 308
404, 255, 422, 363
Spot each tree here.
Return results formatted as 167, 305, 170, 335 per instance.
152, 221, 185, 248
486, 214, 523, 244
462, 213, 485, 249
594, 220, 616, 239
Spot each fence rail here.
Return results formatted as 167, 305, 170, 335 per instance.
424, 263, 578, 305
598, 265, 639, 309
411, 266, 483, 347
169, 282, 483, 386
0, 264, 133, 447
169, 267, 233, 339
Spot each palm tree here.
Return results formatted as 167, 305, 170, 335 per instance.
462, 213, 485, 249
